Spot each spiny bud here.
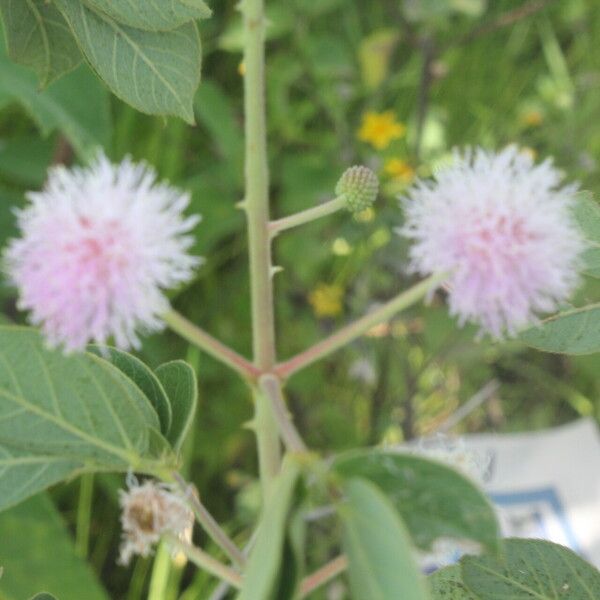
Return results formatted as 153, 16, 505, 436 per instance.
336, 166, 379, 213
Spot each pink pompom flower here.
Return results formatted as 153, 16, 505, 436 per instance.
3, 154, 201, 351
400, 146, 585, 338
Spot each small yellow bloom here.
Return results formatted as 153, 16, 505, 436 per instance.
358, 111, 406, 150
332, 237, 352, 256
238, 61, 246, 76
383, 158, 416, 183
354, 207, 375, 223
370, 227, 391, 249
520, 109, 543, 128
308, 284, 344, 318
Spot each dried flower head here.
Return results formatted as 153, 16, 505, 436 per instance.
119, 477, 194, 565
400, 146, 585, 337
3, 154, 201, 351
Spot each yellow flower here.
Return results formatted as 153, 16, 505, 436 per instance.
358, 111, 406, 150
308, 284, 344, 318
238, 61, 246, 76
383, 158, 416, 183
354, 207, 375, 223
332, 237, 352, 256
521, 109, 543, 128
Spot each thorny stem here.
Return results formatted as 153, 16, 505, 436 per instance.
259, 374, 307, 453
242, 0, 282, 492
274, 272, 448, 379
169, 0, 467, 592
172, 473, 245, 567
163, 310, 260, 380
300, 555, 349, 598
157, 3, 553, 598
269, 196, 346, 237
163, 534, 242, 589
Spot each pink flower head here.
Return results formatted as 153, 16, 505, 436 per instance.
3, 154, 201, 351
400, 146, 585, 337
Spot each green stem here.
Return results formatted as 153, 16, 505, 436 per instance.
253, 386, 282, 492
274, 272, 448, 379
163, 534, 242, 589
269, 196, 346, 237
148, 543, 173, 600
172, 472, 245, 568
163, 310, 259, 380
242, 0, 281, 492
75, 473, 94, 558
259, 374, 307, 453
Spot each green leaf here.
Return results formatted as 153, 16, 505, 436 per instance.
155, 360, 197, 451
429, 565, 477, 600
332, 450, 501, 554
573, 192, 600, 278
88, 346, 172, 436
339, 478, 429, 600
0, 30, 110, 160
272, 507, 306, 600
0, 327, 175, 511
80, 0, 212, 31
581, 247, 600, 279
461, 538, 600, 599
236, 459, 301, 600
0, 494, 107, 600
0, 0, 81, 86
0, 446, 79, 512
30, 595, 59, 600
55, 0, 202, 122
519, 304, 600, 354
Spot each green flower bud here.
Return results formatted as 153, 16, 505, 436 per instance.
336, 166, 379, 213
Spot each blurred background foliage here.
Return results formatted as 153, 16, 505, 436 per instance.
1, 0, 600, 598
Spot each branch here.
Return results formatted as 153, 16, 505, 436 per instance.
300, 555, 348, 598
242, 0, 282, 494
269, 197, 346, 237
208, 534, 258, 600
259, 374, 307, 453
163, 310, 260, 380
163, 534, 242, 589
172, 473, 246, 568
274, 273, 447, 379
